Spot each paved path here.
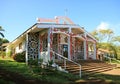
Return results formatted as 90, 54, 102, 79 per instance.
102, 64, 120, 75
102, 69, 120, 75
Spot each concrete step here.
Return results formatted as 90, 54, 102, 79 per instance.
56, 60, 116, 76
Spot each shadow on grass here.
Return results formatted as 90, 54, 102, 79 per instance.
77, 73, 120, 84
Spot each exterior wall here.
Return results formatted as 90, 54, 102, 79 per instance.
15, 40, 26, 53
87, 41, 97, 60
39, 31, 49, 62
27, 32, 39, 59
60, 34, 68, 44
7, 26, 97, 62
74, 39, 84, 60
6, 46, 12, 57
6, 38, 26, 57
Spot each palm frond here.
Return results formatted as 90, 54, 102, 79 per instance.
0, 32, 4, 37
0, 26, 5, 31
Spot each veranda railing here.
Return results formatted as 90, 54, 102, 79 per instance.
104, 55, 120, 64
50, 50, 82, 78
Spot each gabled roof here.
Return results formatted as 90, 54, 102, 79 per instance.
9, 17, 97, 46
11, 23, 85, 44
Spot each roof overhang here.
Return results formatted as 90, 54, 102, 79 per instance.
9, 23, 96, 47
37, 23, 83, 29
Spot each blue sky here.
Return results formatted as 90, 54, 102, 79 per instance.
0, 0, 120, 41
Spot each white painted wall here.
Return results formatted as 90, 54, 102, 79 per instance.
60, 34, 68, 44
15, 40, 26, 53
40, 51, 48, 62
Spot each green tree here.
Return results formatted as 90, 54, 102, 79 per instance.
91, 29, 114, 43
99, 29, 114, 43
91, 30, 99, 41
0, 38, 9, 45
91, 29, 120, 59
112, 36, 120, 42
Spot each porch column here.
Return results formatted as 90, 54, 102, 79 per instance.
83, 40, 87, 60
47, 28, 51, 61
68, 27, 71, 60
83, 33, 87, 60
93, 43, 96, 59
25, 33, 28, 64
38, 33, 41, 60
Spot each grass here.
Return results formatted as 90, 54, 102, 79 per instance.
90, 73, 120, 83
75, 72, 120, 84
0, 57, 120, 84
0, 57, 80, 84
111, 59, 120, 64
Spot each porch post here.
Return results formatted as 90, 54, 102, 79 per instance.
25, 33, 28, 65
68, 27, 71, 60
83, 41, 87, 60
93, 43, 96, 59
47, 28, 51, 61
38, 33, 41, 60
83, 33, 87, 60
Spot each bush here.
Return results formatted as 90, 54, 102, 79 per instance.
28, 58, 38, 66
13, 51, 25, 62
48, 60, 53, 67
0, 51, 6, 58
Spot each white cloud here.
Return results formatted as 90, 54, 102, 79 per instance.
96, 22, 109, 30
96, 22, 120, 36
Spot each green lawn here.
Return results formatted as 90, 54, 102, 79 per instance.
0, 57, 79, 84
0, 57, 120, 84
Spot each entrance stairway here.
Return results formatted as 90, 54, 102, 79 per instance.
57, 60, 116, 76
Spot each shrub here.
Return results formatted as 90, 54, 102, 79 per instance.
0, 51, 6, 58
28, 58, 38, 66
13, 51, 25, 62
47, 60, 54, 68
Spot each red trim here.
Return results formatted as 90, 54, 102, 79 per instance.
40, 35, 42, 52
54, 28, 58, 31
58, 34, 61, 53
86, 40, 88, 59
95, 43, 97, 59
50, 29, 53, 60
50, 33, 53, 49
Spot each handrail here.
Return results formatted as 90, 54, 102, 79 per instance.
104, 55, 120, 64
51, 50, 82, 78
104, 55, 111, 63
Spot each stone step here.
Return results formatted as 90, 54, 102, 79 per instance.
56, 60, 116, 76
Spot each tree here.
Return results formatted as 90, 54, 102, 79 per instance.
112, 36, 120, 42
91, 29, 114, 43
91, 30, 99, 41
0, 38, 9, 45
91, 28, 120, 59
0, 26, 4, 37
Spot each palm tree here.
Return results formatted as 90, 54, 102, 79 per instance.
0, 26, 4, 37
